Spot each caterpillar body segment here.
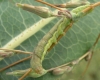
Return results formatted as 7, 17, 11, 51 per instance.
30, 17, 71, 74
32, 17, 71, 61
71, 5, 90, 13
70, 5, 92, 21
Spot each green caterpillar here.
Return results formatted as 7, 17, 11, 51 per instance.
7, 2, 94, 78
31, 4, 91, 61
30, 4, 92, 77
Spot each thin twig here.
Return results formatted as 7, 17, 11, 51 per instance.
48, 33, 100, 72
82, 2, 100, 13
0, 56, 31, 72
18, 68, 32, 80
0, 48, 32, 54
79, 33, 100, 79
35, 0, 63, 11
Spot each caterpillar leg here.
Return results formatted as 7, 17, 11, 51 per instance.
0, 56, 31, 72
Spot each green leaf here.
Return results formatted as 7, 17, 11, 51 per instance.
0, 0, 100, 80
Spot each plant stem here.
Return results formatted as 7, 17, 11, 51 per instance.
0, 11, 57, 60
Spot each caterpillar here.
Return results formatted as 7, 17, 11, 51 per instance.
30, 2, 93, 77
